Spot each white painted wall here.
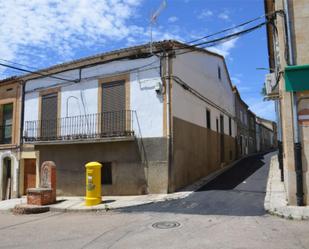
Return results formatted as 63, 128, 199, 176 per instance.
172, 51, 236, 137
24, 56, 163, 138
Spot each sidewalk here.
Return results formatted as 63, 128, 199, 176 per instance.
264, 155, 309, 220
0, 159, 238, 213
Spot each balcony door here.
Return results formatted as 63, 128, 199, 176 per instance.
41, 93, 58, 139
102, 81, 126, 136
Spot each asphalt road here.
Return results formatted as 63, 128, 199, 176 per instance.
121, 151, 273, 216
0, 151, 308, 249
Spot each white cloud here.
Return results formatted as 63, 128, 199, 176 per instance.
168, 16, 178, 23
208, 37, 238, 57
231, 76, 241, 85
246, 98, 275, 121
218, 10, 230, 21
0, 0, 143, 76
198, 9, 213, 19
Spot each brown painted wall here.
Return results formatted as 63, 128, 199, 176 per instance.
171, 117, 236, 191
35, 138, 169, 196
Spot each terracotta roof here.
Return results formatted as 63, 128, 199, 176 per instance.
0, 40, 225, 82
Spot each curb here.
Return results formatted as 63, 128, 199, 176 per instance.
48, 153, 266, 213
264, 155, 309, 220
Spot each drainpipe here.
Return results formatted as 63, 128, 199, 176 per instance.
166, 52, 173, 193
283, 0, 304, 206
275, 100, 284, 182
17, 80, 26, 198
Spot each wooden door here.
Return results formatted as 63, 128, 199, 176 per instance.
24, 159, 36, 194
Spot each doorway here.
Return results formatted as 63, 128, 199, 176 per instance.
1, 157, 12, 200
24, 159, 36, 194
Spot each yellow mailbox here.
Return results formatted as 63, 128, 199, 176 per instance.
85, 162, 102, 206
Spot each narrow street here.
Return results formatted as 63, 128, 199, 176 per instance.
0, 152, 308, 249
122, 151, 274, 216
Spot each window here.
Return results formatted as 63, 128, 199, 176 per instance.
206, 109, 211, 129
229, 117, 232, 136
216, 118, 219, 132
218, 66, 221, 80
101, 162, 112, 185
102, 80, 126, 135
244, 113, 248, 126
41, 93, 58, 139
220, 115, 224, 134
0, 103, 13, 144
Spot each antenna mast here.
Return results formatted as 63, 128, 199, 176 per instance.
150, 0, 167, 53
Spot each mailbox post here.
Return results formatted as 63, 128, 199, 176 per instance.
85, 162, 102, 206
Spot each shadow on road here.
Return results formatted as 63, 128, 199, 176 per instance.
118, 151, 276, 217
197, 153, 268, 191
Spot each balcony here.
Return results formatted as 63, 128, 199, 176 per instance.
23, 110, 135, 143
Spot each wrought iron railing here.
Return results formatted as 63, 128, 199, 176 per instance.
23, 110, 134, 142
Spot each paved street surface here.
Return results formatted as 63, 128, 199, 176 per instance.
0, 152, 309, 249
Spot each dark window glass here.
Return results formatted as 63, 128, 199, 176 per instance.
229, 117, 232, 136
100, 162, 112, 185
220, 115, 224, 133
206, 109, 211, 129
218, 66, 221, 80
1, 103, 13, 144
216, 118, 219, 132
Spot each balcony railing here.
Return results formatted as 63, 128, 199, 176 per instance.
23, 110, 134, 142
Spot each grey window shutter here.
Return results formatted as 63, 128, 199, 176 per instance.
101, 81, 126, 135
41, 93, 58, 139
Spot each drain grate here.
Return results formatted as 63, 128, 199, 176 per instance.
152, 221, 181, 229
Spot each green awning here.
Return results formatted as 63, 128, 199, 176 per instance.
285, 64, 309, 92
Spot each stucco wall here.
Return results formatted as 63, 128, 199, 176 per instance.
36, 137, 168, 196
171, 117, 236, 191
172, 51, 236, 134
24, 56, 163, 138
271, 0, 309, 205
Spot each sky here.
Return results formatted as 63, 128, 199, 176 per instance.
0, 0, 275, 120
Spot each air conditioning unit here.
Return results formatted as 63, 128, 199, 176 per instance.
265, 73, 276, 95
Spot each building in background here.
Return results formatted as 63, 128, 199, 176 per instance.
0, 40, 278, 199
256, 116, 276, 152
233, 86, 249, 157
0, 77, 22, 200
19, 40, 237, 196
248, 110, 257, 154
265, 0, 309, 205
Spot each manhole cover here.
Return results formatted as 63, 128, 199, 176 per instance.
152, 221, 181, 229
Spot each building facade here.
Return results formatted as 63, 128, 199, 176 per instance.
256, 116, 276, 152
265, 0, 309, 205
20, 41, 237, 196
0, 77, 22, 200
233, 86, 249, 157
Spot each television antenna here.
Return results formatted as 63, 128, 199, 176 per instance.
149, 0, 167, 53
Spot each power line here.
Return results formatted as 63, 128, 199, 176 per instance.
186, 11, 276, 44
0, 58, 77, 81
0, 62, 78, 83
174, 21, 269, 56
